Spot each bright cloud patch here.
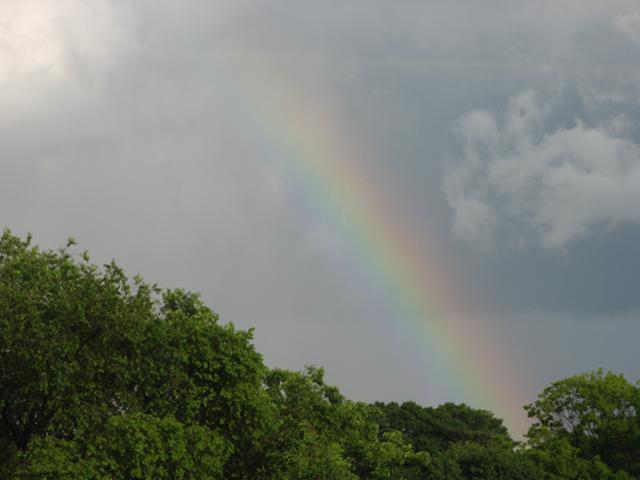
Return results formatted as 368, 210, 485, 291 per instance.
445, 90, 640, 249
614, 11, 640, 46
0, 0, 133, 121
0, 0, 132, 81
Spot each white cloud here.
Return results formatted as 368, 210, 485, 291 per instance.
0, 0, 134, 119
1, 0, 133, 79
445, 90, 640, 249
613, 11, 640, 45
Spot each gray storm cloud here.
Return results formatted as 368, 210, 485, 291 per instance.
3, 0, 640, 436
445, 90, 640, 249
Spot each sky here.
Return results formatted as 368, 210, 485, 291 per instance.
2, 0, 640, 436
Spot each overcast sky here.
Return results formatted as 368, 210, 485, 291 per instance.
2, 0, 640, 436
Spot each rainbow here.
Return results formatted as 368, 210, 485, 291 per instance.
221, 55, 528, 435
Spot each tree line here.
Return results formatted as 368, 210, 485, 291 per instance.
1, 230, 639, 479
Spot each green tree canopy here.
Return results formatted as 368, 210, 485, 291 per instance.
263, 366, 430, 480
525, 369, 640, 477
374, 400, 512, 454
0, 230, 268, 478
2, 230, 639, 479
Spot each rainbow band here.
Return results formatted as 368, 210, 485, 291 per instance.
222, 55, 526, 435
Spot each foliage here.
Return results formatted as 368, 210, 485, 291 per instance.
0, 231, 150, 449
0, 230, 266, 478
525, 369, 640, 476
427, 441, 542, 480
1, 230, 639, 479
13, 414, 230, 479
522, 437, 631, 480
262, 367, 429, 479
374, 400, 513, 454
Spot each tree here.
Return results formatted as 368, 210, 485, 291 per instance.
374, 401, 512, 454
0, 230, 270, 478
131, 288, 273, 478
261, 366, 357, 479
0, 231, 152, 451
263, 366, 429, 479
525, 369, 640, 476
427, 441, 542, 480
4, 229, 640, 479
13, 414, 230, 479
523, 437, 630, 480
